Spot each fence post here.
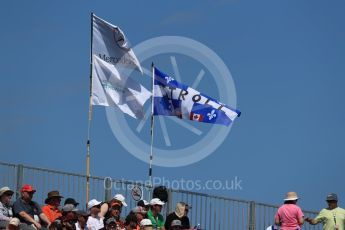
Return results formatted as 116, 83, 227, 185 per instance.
248, 201, 256, 230
104, 177, 112, 202
166, 188, 173, 214
16, 164, 24, 199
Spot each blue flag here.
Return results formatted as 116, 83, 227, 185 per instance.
153, 67, 241, 126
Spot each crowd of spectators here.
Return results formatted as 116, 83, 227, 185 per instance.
0, 185, 193, 230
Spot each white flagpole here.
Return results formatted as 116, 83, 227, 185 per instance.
148, 63, 155, 198
86, 12, 94, 209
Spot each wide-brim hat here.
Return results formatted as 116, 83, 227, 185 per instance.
284, 191, 299, 201
45, 190, 64, 204
0, 187, 14, 197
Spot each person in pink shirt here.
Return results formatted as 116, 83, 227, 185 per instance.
275, 192, 304, 230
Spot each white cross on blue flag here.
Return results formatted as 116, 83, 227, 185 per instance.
153, 67, 241, 126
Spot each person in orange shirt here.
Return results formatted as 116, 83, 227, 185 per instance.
41, 191, 63, 222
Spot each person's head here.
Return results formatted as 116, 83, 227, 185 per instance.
76, 211, 89, 228
137, 200, 149, 211
174, 202, 186, 218
170, 220, 182, 230
64, 198, 79, 208
0, 187, 14, 205
110, 203, 122, 219
139, 219, 153, 230
20, 184, 36, 202
283, 192, 298, 204
149, 198, 164, 214
45, 191, 63, 207
62, 204, 78, 230
125, 213, 138, 230
132, 206, 147, 223
7, 217, 20, 230
326, 193, 338, 209
87, 199, 102, 216
105, 218, 118, 230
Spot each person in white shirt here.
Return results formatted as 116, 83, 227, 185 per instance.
75, 211, 89, 230
86, 199, 104, 230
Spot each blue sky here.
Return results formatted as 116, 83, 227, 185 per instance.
1, 0, 345, 212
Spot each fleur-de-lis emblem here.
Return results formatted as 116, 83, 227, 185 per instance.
207, 109, 217, 120
165, 76, 174, 84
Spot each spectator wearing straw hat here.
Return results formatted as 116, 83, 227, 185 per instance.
0, 187, 14, 228
147, 198, 165, 230
86, 199, 104, 230
42, 191, 64, 222
305, 193, 345, 230
13, 184, 51, 230
165, 202, 190, 230
274, 192, 304, 230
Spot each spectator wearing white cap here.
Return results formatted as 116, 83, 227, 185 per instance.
306, 193, 345, 230
100, 194, 127, 230
86, 199, 104, 230
0, 187, 14, 228
139, 219, 152, 230
165, 202, 190, 230
274, 192, 304, 230
147, 199, 165, 230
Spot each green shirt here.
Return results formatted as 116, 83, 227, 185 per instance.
315, 207, 345, 230
147, 209, 165, 229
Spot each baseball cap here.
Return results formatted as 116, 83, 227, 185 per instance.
326, 193, 338, 201
113, 194, 127, 207
64, 198, 79, 206
0, 187, 14, 196
171, 220, 182, 227
150, 198, 165, 206
21, 184, 36, 193
62, 204, 78, 212
87, 199, 102, 209
140, 219, 152, 227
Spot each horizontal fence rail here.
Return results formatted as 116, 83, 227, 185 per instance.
0, 162, 322, 230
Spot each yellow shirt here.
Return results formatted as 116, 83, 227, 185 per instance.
315, 207, 345, 230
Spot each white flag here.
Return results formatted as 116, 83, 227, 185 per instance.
92, 14, 142, 73
92, 55, 150, 119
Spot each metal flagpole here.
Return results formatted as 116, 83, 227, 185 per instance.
148, 63, 155, 199
86, 12, 94, 209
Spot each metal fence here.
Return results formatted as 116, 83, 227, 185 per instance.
0, 162, 322, 230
